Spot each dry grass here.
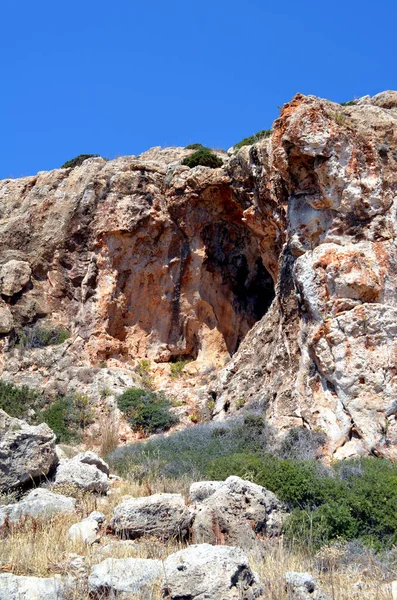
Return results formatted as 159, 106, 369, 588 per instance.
0, 482, 395, 599
99, 416, 119, 457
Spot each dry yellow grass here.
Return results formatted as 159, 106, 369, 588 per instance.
0, 482, 395, 599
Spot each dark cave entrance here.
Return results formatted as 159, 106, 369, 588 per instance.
200, 222, 275, 355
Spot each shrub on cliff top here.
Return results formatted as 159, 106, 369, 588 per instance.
61, 154, 100, 169
182, 147, 223, 169
233, 129, 272, 151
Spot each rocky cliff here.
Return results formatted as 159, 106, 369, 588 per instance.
1, 91, 396, 458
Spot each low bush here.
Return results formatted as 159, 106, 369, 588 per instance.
169, 360, 189, 379
117, 388, 178, 435
38, 392, 94, 443
207, 453, 397, 551
0, 380, 40, 420
61, 154, 100, 169
107, 415, 270, 479
277, 426, 327, 460
16, 324, 70, 350
182, 147, 223, 169
233, 129, 272, 151
185, 143, 205, 150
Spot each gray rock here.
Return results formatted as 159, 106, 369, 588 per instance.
0, 260, 31, 297
73, 451, 110, 476
55, 457, 109, 494
0, 488, 75, 527
110, 493, 191, 540
285, 572, 329, 599
189, 480, 223, 503
88, 510, 105, 523
0, 301, 13, 334
0, 410, 57, 493
162, 544, 264, 600
191, 476, 284, 552
0, 573, 66, 600
68, 517, 100, 545
88, 557, 163, 599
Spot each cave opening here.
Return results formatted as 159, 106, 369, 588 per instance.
200, 221, 275, 355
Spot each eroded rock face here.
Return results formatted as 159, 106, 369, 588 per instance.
110, 493, 191, 540
0, 92, 396, 458
0, 488, 76, 527
162, 544, 264, 600
0, 411, 57, 492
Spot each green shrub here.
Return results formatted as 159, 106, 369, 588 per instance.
38, 398, 76, 443
340, 100, 356, 106
61, 154, 100, 169
16, 324, 70, 350
107, 416, 270, 479
117, 388, 177, 435
277, 426, 327, 460
0, 380, 40, 420
233, 129, 272, 151
185, 143, 205, 150
169, 360, 189, 379
38, 392, 94, 443
182, 148, 223, 169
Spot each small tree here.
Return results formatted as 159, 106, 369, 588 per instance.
117, 388, 177, 434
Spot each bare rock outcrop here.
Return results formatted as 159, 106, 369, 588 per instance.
162, 544, 264, 600
0, 488, 75, 526
0, 410, 57, 492
0, 92, 396, 457
191, 476, 284, 552
110, 493, 191, 540
88, 557, 163, 599
54, 453, 110, 494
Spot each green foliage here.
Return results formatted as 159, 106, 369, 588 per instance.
61, 154, 100, 169
185, 143, 205, 150
38, 398, 75, 443
340, 100, 356, 106
16, 324, 70, 350
108, 416, 270, 480
136, 359, 155, 390
234, 129, 272, 151
182, 147, 223, 169
277, 426, 327, 460
117, 388, 177, 435
207, 453, 397, 551
38, 392, 94, 443
0, 380, 40, 420
169, 360, 189, 379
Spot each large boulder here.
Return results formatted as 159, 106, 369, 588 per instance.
72, 451, 110, 476
54, 453, 109, 494
0, 260, 31, 297
162, 544, 264, 600
0, 573, 66, 600
110, 493, 191, 540
0, 488, 75, 527
88, 557, 162, 599
0, 410, 57, 493
189, 480, 223, 503
191, 476, 284, 551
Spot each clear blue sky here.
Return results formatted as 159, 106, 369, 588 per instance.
1, 0, 396, 179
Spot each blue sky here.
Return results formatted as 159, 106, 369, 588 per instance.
1, 0, 396, 179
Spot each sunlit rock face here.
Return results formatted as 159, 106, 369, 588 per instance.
1, 91, 396, 459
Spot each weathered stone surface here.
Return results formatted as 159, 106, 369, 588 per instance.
110, 493, 191, 540
0, 410, 57, 492
0, 488, 75, 526
0, 300, 13, 333
88, 557, 162, 599
0, 92, 396, 457
72, 451, 110, 476
191, 476, 284, 551
285, 572, 329, 599
54, 457, 109, 494
68, 516, 100, 545
189, 480, 223, 503
0, 260, 31, 296
0, 573, 66, 600
162, 544, 264, 600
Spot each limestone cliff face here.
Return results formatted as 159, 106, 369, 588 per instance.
0, 91, 396, 458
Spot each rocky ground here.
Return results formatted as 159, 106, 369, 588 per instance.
0, 412, 395, 599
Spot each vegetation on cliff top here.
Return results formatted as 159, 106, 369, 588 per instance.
182, 147, 223, 168
60, 154, 100, 169
233, 129, 272, 151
